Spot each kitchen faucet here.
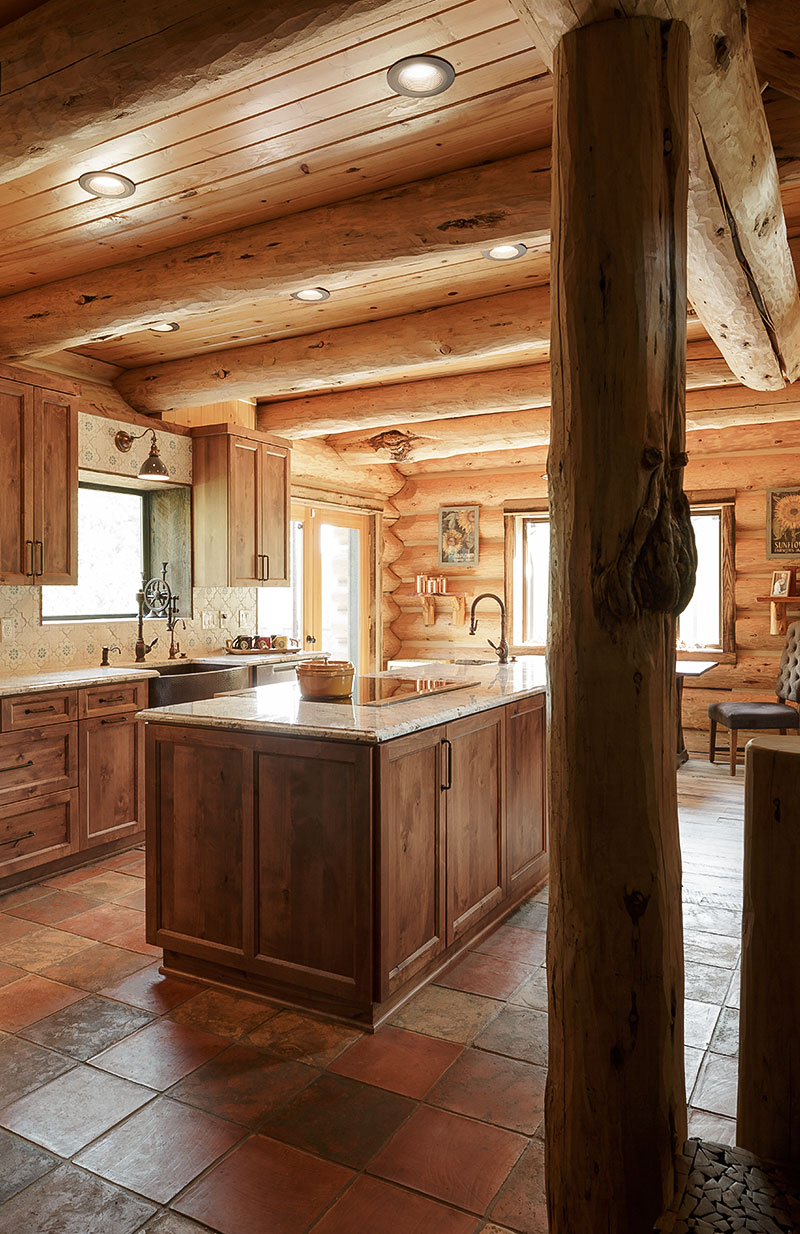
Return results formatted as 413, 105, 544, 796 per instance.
134, 587, 159, 663
469, 592, 511, 664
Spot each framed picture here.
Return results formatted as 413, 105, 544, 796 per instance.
438, 505, 479, 566
771, 569, 792, 597
767, 488, 800, 558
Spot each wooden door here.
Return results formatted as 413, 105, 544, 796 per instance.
254, 736, 372, 1006
79, 713, 143, 848
0, 378, 33, 583
228, 436, 261, 585
377, 727, 445, 999
33, 388, 77, 584
504, 694, 547, 895
445, 708, 504, 943
258, 442, 290, 584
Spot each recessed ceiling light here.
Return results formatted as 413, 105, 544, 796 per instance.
291, 287, 331, 302
483, 243, 528, 262
387, 55, 456, 98
78, 170, 136, 199
149, 321, 180, 333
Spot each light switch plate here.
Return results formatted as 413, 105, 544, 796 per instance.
238, 610, 248, 628
201, 611, 215, 630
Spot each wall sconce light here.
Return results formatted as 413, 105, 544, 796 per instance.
114, 428, 171, 480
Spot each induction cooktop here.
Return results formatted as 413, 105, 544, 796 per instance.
339, 676, 480, 706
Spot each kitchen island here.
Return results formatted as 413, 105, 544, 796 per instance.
140, 659, 547, 1026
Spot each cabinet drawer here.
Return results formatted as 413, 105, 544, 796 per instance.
1, 690, 77, 731
0, 788, 78, 878
0, 724, 78, 807
78, 681, 148, 718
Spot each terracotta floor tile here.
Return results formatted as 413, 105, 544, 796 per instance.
690, 1051, 739, 1117
0, 913, 39, 946
329, 1026, 462, 1098
508, 969, 548, 1012
0, 925, 94, 972
505, 900, 548, 933
92, 1017, 228, 1090
175, 1134, 352, 1234
389, 985, 502, 1044
369, 1105, 526, 1214
0, 885, 49, 911
0, 962, 24, 989
0, 1162, 156, 1234
5, 890, 93, 926
482, 1226, 518, 1234
102, 963, 203, 1013
684, 998, 722, 1050
65, 870, 144, 903
474, 924, 547, 967
117, 887, 147, 910
75, 1095, 244, 1203
709, 1005, 739, 1057
473, 1005, 549, 1066
20, 993, 154, 1060
489, 1140, 548, 1233
40, 941, 152, 991
683, 928, 741, 969
95, 851, 144, 873
427, 1048, 546, 1135
687, 1107, 737, 1146
169, 1043, 316, 1127
684, 961, 732, 1005
42, 864, 106, 890
144, 1215, 211, 1234
116, 856, 146, 877
263, 1072, 414, 1168
168, 987, 278, 1040
311, 1175, 479, 1234
436, 952, 533, 1000
685, 1046, 704, 1094
0, 972, 85, 1031
245, 1008, 362, 1065
0, 1127, 59, 1205
726, 970, 741, 1009
0, 1064, 153, 1156
107, 926, 161, 956
0, 1033, 75, 1107
57, 902, 143, 942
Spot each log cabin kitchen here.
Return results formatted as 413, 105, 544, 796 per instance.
1, 2, 800, 1232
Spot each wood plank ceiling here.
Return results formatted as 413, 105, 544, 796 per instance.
0, 0, 799, 463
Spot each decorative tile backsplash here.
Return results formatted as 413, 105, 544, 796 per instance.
79, 413, 193, 484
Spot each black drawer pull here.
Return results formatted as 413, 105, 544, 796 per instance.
0, 830, 35, 849
441, 737, 453, 791
98, 695, 126, 704
0, 759, 33, 774
23, 704, 56, 715
100, 716, 127, 726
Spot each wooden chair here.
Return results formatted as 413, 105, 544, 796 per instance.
709, 621, 800, 775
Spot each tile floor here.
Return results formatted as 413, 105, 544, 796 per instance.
0, 760, 744, 1233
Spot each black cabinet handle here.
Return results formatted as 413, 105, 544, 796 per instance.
441, 737, 453, 791
263, 554, 270, 581
98, 695, 125, 704
0, 830, 34, 848
34, 540, 43, 575
24, 704, 56, 715
0, 759, 33, 774
100, 716, 127, 726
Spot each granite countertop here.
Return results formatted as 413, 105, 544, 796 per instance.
138, 658, 547, 744
0, 665, 159, 698
189, 651, 327, 667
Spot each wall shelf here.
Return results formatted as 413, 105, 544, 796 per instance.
756, 595, 800, 636
413, 592, 468, 627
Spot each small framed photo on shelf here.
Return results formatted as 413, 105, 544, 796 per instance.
771, 569, 792, 597
438, 506, 479, 566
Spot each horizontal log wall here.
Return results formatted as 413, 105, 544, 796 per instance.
384, 420, 800, 752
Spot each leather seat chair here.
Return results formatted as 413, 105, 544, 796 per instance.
709, 621, 800, 775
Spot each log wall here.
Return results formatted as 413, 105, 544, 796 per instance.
384, 419, 800, 752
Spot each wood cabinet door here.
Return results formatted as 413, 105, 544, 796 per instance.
0, 378, 33, 583
377, 727, 446, 999
0, 789, 79, 879
228, 436, 261, 585
254, 736, 372, 1005
505, 694, 548, 895
258, 442, 290, 584
445, 708, 505, 944
79, 713, 143, 848
33, 389, 77, 584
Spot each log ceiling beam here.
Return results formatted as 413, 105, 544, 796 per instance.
0, 0, 422, 183
508, 0, 800, 390
748, 0, 800, 102
0, 151, 548, 365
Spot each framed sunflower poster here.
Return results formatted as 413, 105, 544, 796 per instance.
438, 505, 479, 566
767, 488, 800, 558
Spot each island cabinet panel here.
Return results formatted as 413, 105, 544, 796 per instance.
254, 738, 372, 1003
377, 727, 446, 999
148, 731, 249, 959
445, 709, 505, 944
504, 694, 547, 895
79, 713, 144, 848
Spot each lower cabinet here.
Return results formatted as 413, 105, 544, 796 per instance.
146, 690, 547, 1025
79, 711, 144, 848
0, 789, 79, 880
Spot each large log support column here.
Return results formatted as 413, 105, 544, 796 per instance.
546, 17, 694, 1233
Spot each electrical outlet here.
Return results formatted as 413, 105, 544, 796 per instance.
0, 620, 13, 641
201, 610, 215, 630
238, 610, 248, 628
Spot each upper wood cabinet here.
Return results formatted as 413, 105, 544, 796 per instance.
0, 377, 78, 585
192, 424, 291, 587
